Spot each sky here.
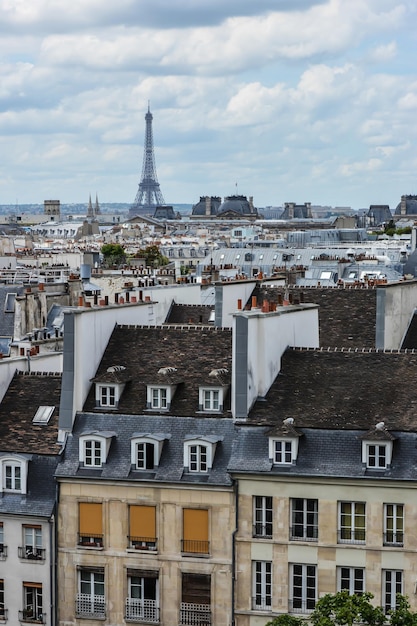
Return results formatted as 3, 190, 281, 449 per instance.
1, 0, 417, 210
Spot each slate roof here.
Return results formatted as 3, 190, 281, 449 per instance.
56, 413, 236, 487
165, 303, 213, 325
83, 325, 232, 417
253, 285, 377, 348
0, 371, 62, 455
228, 426, 417, 481
247, 348, 417, 432
0, 454, 60, 517
0, 284, 24, 338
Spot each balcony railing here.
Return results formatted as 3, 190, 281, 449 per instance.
290, 526, 318, 542
180, 602, 211, 625
252, 524, 272, 539
125, 598, 160, 623
288, 598, 316, 613
128, 536, 157, 551
251, 597, 272, 611
18, 547, 46, 561
76, 593, 106, 619
0, 544, 7, 560
18, 610, 46, 623
78, 534, 103, 548
383, 531, 404, 546
0, 609, 7, 622
337, 530, 366, 544
181, 540, 210, 555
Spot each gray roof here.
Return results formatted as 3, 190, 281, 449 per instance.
229, 427, 417, 481
56, 413, 236, 487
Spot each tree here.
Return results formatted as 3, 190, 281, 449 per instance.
133, 245, 168, 268
389, 595, 417, 626
101, 243, 126, 267
310, 592, 385, 626
265, 615, 304, 626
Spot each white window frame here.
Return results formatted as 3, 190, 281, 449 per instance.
189, 444, 207, 473
95, 383, 123, 408
290, 498, 318, 541
252, 561, 272, 610
24, 526, 42, 550
384, 503, 404, 546
337, 567, 365, 594
383, 570, 403, 613
24, 584, 43, 622
135, 441, 156, 470
147, 386, 173, 410
79, 434, 113, 468
77, 569, 105, 618
0, 456, 29, 494
201, 388, 221, 412
253, 496, 273, 538
184, 438, 220, 472
289, 564, 317, 613
269, 438, 298, 465
338, 501, 366, 543
362, 441, 392, 469
83, 439, 103, 467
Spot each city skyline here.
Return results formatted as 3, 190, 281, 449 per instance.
0, 0, 416, 210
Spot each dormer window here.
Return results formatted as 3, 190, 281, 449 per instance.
99, 385, 116, 408
360, 422, 394, 470
184, 436, 223, 473
79, 432, 116, 468
268, 418, 302, 466
199, 370, 229, 413
151, 387, 168, 409
131, 434, 171, 471
0, 454, 30, 494
92, 365, 130, 409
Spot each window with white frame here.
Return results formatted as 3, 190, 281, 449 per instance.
252, 561, 272, 611
0, 455, 29, 495
126, 572, 159, 622
383, 570, 403, 613
290, 499, 318, 541
201, 389, 220, 412
189, 445, 207, 472
366, 444, 387, 468
338, 567, 365, 595
4, 462, 21, 491
131, 434, 169, 472
22, 582, 43, 622
136, 441, 156, 470
184, 437, 220, 473
271, 439, 295, 464
253, 496, 273, 538
150, 387, 168, 410
0, 580, 4, 619
338, 501, 366, 543
84, 440, 102, 467
23, 525, 43, 560
79, 432, 114, 468
384, 503, 404, 546
99, 385, 116, 407
76, 569, 105, 619
289, 564, 316, 613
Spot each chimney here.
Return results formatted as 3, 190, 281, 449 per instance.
205, 196, 211, 216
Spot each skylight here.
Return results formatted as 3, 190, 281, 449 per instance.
33, 405, 55, 424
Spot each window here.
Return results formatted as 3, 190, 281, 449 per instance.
4, 462, 21, 491
338, 567, 365, 594
129, 505, 156, 550
320, 271, 332, 280
384, 504, 404, 546
150, 387, 167, 410
21, 583, 43, 623
100, 386, 116, 407
290, 499, 318, 541
182, 509, 209, 554
21, 525, 44, 560
189, 445, 207, 473
78, 502, 103, 547
366, 444, 387, 469
125, 570, 159, 623
0, 580, 4, 619
273, 440, 293, 464
252, 561, 272, 610
339, 502, 366, 543
76, 569, 105, 618
32, 406, 54, 425
383, 570, 403, 613
253, 496, 273, 538
4, 293, 16, 313
0, 523, 5, 559
84, 439, 102, 467
79, 432, 114, 467
203, 389, 219, 411
180, 574, 211, 626
136, 442, 155, 470
290, 564, 316, 613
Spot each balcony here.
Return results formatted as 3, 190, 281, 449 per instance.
383, 531, 404, 546
78, 534, 103, 548
180, 602, 211, 625
251, 597, 272, 611
288, 599, 316, 614
128, 536, 157, 551
0, 544, 7, 560
289, 526, 318, 542
76, 594, 106, 619
125, 598, 159, 623
181, 540, 210, 555
18, 547, 46, 561
337, 529, 366, 544
19, 610, 46, 623
252, 524, 272, 539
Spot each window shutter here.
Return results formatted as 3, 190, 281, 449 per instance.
183, 509, 208, 542
129, 505, 156, 539
79, 503, 103, 536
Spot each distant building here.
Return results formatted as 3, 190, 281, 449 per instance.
394, 195, 417, 220
281, 202, 313, 220
43, 200, 61, 222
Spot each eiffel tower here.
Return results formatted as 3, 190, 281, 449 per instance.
129, 104, 165, 217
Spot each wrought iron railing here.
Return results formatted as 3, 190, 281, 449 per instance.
0, 544, 7, 560
288, 598, 316, 613
18, 610, 46, 623
337, 529, 366, 544
383, 531, 404, 546
252, 524, 273, 538
180, 602, 211, 625
18, 547, 46, 561
125, 598, 159, 623
78, 534, 103, 548
290, 526, 318, 541
251, 597, 272, 611
128, 536, 157, 551
76, 593, 106, 618
181, 540, 209, 554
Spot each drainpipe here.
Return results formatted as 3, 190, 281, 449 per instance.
232, 479, 238, 626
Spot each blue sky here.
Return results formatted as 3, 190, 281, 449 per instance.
0, 0, 417, 210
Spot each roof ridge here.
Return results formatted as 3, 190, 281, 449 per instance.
115, 324, 231, 332
15, 370, 62, 377
290, 346, 415, 354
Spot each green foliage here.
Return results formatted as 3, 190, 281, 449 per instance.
101, 243, 126, 267
133, 245, 168, 267
265, 615, 304, 626
310, 592, 385, 626
389, 595, 417, 626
